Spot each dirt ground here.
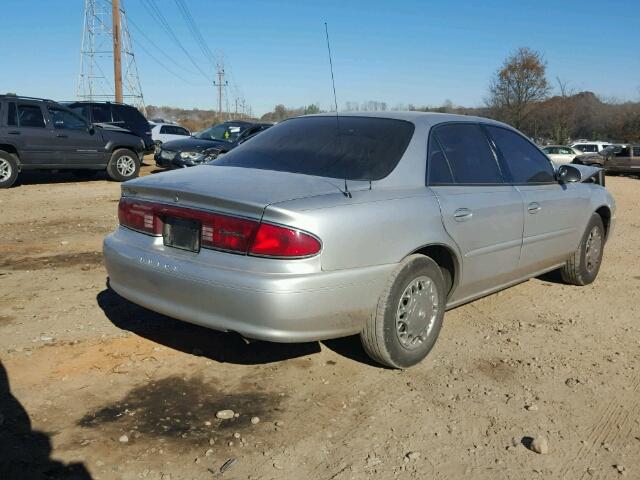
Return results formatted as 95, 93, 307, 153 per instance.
1, 161, 639, 480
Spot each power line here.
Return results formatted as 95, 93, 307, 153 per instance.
140, 0, 211, 80
126, 15, 198, 77
128, 28, 200, 86
173, 0, 216, 66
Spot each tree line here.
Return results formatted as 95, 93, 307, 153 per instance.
258, 47, 640, 144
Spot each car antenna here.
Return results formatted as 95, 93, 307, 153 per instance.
325, 22, 351, 198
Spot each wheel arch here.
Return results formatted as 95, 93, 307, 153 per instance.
110, 145, 142, 161
0, 144, 21, 165
409, 243, 460, 299
595, 205, 612, 241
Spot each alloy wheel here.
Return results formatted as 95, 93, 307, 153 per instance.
584, 226, 602, 273
116, 155, 136, 177
0, 158, 12, 182
395, 275, 439, 350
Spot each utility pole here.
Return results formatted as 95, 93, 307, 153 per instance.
213, 63, 228, 115
112, 0, 123, 103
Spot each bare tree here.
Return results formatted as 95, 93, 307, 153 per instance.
486, 47, 550, 129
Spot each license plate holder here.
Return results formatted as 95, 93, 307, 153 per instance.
163, 216, 200, 252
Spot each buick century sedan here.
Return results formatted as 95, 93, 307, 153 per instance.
103, 112, 615, 368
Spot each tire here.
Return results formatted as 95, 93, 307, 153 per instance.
107, 149, 140, 182
0, 151, 19, 189
560, 213, 605, 286
360, 254, 446, 368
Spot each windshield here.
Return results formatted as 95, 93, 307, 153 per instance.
211, 116, 415, 181
194, 123, 246, 142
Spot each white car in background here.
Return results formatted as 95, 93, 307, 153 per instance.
150, 123, 191, 148
541, 145, 583, 167
571, 141, 611, 154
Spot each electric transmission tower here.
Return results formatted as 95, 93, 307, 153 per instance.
77, 0, 146, 114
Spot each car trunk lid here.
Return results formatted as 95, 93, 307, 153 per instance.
122, 165, 370, 219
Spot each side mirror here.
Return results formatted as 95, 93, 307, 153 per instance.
557, 164, 582, 183
88, 125, 95, 135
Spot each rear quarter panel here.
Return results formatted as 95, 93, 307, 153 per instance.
263, 187, 460, 272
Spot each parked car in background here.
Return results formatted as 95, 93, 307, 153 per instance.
0, 94, 145, 188
64, 101, 154, 154
576, 144, 640, 174
150, 122, 190, 149
571, 141, 612, 154
104, 112, 614, 368
154, 120, 271, 168
541, 145, 583, 167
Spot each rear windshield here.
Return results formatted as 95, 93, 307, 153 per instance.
211, 116, 415, 180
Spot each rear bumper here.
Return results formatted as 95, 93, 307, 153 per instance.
103, 227, 392, 343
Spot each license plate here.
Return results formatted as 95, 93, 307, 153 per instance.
163, 216, 200, 252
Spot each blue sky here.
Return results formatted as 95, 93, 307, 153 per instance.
1, 0, 638, 115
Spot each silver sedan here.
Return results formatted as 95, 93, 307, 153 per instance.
103, 112, 615, 368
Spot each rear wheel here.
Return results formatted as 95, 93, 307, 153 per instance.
560, 213, 605, 285
107, 149, 140, 182
0, 151, 19, 188
360, 254, 446, 368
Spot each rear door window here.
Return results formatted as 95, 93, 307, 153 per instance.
17, 104, 46, 128
69, 105, 91, 122
430, 123, 503, 184
91, 104, 112, 123
426, 135, 454, 185
213, 116, 415, 181
113, 105, 148, 131
485, 126, 555, 183
7, 102, 17, 126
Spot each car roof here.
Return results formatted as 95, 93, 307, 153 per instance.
64, 100, 133, 107
1, 94, 55, 103
302, 111, 512, 130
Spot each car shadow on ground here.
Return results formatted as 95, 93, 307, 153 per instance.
97, 287, 381, 367
0, 361, 92, 480
13, 171, 106, 186
536, 269, 565, 285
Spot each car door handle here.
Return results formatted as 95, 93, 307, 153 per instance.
7, 130, 21, 135
528, 202, 542, 214
453, 208, 473, 222
56, 133, 68, 138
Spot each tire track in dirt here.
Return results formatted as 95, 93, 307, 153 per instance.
562, 374, 640, 479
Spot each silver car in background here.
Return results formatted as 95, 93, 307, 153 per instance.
103, 112, 615, 368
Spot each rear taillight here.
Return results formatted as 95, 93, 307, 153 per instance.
249, 223, 321, 258
199, 213, 258, 252
117, 197, 321, 258
118, 198, 162, 235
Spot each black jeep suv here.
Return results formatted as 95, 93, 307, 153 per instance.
0, 95, 145, 188
63, 100, 154, 153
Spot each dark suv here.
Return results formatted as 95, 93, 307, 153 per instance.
63, 101, 154, 153
0, 95, 146, 188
